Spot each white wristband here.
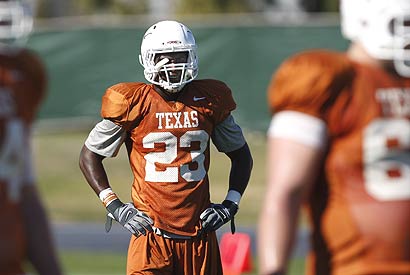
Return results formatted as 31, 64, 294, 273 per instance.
225, 190, 242, 205
98, 188, 118, 207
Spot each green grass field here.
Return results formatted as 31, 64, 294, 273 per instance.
32, 130, 305, 274
55, 251, 305, 275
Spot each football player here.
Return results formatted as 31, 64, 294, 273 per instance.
258, 0, 410, 274
0, 0, 63, 275
79, 20, 253, 275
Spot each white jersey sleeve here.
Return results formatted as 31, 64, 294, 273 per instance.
268, 110, 328, 149
85, 119, 127, 157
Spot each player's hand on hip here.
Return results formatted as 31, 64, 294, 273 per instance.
105, 202, 153, 237
200, 200, 238, 233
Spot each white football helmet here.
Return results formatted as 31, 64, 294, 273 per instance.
0, 0, 33, 45
341, 0, 410, 77
139, 20, 199, 93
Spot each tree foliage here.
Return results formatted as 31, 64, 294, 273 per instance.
37, 0, 149, 17
176, 0, 252, 14
36, 0, 338, 18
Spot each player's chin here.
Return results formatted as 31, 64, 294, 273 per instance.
169, 75, 182, 83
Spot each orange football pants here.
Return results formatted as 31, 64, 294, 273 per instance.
127, 231, 223, 275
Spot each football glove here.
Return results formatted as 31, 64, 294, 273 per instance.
199, 200, 238, 234
105, 201, 153, 237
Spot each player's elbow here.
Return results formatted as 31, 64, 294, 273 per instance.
78, 145, 88, 172
228, 142, 253, 169
79, 145, 98, 173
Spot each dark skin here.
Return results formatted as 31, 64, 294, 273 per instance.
155, 51, 188, 83
153, 51, 189, 100
79, 51, 253, 208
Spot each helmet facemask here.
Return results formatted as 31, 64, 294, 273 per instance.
139, 21, 199, 93
391, 16, 410, 76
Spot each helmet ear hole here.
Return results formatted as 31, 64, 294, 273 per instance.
388, 19, 395, 35
387, 18, 410, 35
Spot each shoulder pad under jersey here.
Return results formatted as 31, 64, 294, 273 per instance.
267, 49, 354, 118
0, 48, 46, 123
189, 79, 236, 124
101, 82, 150, 130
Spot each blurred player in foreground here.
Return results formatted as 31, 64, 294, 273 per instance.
0, 0, 63, 274
79, 20, 253, 275
258, 0, 410, 274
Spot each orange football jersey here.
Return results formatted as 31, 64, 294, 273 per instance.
101, 79, 236, 236
0, 48, 46, 274
268, 50, 410, 275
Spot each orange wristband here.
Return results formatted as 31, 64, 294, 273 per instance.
99, 188, 118, 208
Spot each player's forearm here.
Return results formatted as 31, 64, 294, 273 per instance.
258, 188, 302, 275
79, 145, 111, 195
227, 142, 253, 194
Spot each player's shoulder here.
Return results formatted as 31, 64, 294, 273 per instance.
0, 47, 45, 76
16, 47, 41, 61
187, 79, 236, 122
268, 49, 355, 115
189, 79, 232, 98
290, 49, 347, 62
106, 82, 149, 95
0, 47, 38, 59
102, 82, 152, 120
280, 49, 353, 77
13, 48, 44, 69
193, 78, 229, 87
3, 48, 47, 118
104, 82, 151, 102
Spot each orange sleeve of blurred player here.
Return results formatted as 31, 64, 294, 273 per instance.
267, 50, 354, 119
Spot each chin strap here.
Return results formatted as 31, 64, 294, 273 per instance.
162, 84, 185, 94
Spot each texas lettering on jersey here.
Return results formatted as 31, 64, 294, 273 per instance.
101, 79, 236, 236
155, 111, 199, 129
376, 87, 410, 116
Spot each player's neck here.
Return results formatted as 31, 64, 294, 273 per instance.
154, 85, 180, 101
347, 42, 402, 77
347, 42, 382, 68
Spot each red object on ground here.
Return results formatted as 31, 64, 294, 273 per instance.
219, 232, 253, 275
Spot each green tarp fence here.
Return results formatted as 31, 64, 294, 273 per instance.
28, 24, 348, 132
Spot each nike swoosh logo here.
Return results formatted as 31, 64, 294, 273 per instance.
124, 210, 134, 221
193, 96, 206, 101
